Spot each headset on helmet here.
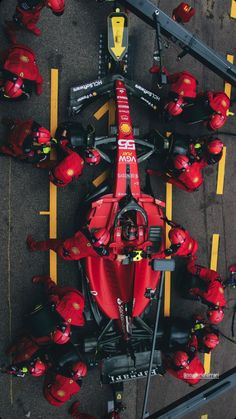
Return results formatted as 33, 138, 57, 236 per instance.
166, 97, 184, 117
92, 228, 110, 248
202, 332, 219, 349
168, 227, 187, 245
173, 351, 189, 368
207, 308, 224, 325
28, 359, 46, 377
32, 126, 52, 145
4, 77, 24, 98
84, 148, 101, 165
47, 0, 65, 15
71, 361, 87, 380
173, 154, 190, 170
52, 323, 71, 344
207, 139, 224, 155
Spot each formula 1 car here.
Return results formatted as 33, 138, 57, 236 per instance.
68, 7, 175, 386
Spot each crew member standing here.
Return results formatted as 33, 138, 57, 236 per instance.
5, 0, 65, 43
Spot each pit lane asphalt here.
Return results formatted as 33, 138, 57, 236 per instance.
0, 1, 236, 418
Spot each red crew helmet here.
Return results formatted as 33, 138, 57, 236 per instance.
173, 154, 189, 170
207, 139, 224, 155
173, 351, 189, 368
28, 359, 46, 377
4, 77, 24, 98
33, 127, 52, 145
202, 333, 219, 349
166, 97, 184, 116
71, 361, 87, 380
122, 224, 138, 241
208, 113, 226, 130
52, 323, 71, 344
168, 227, 186, 245
207, 308, 224, 325
84, 148, 101, 165
92, 228, 110, 247
47, 0, 65, 15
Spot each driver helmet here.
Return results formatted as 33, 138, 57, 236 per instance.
122, 223, 138, 241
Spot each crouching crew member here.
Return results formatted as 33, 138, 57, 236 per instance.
188, 315, 220, 353
43, 361, 87, 407
32, 275, 85, 327
148, 137, 224, 192
162, 219, 198, 258
172, 3, 195, 23
182, 91, 230, 130
186, 258, 226, 324
0, 118, 53, 163
0, 44, 43, 99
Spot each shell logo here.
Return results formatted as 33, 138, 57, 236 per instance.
73, 302, 80, 310
19, 72, 24, 77
67, 169, 74, 176
71, 246, 80, 255
120, 123, 132, 135
57, 390, 65, 397
20, 55, 29, 63
221, 100, 227, 108
183, 78, 191, 84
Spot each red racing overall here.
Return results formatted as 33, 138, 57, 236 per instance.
33, 275, 85, 326
1, 44, 43, 96
44, 372, 81, 407
49, 140, 84, 187
165, 354, 205, 385
187, 260, 226, 308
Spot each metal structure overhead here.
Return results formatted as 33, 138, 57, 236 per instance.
118, 0, 236, 86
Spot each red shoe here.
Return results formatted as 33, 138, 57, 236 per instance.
29, 25, 41, 36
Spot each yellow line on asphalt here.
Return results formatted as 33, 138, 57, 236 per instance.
92, 169, 110, 188
216, 146, 226, 195
225, 55, 234, 98
164, 182, 172, 317
108, 99, 116, 126
94, 101, 110, 120
49, 69, 58, 283
230, 0, 236, 18
201, 234, 219, 418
